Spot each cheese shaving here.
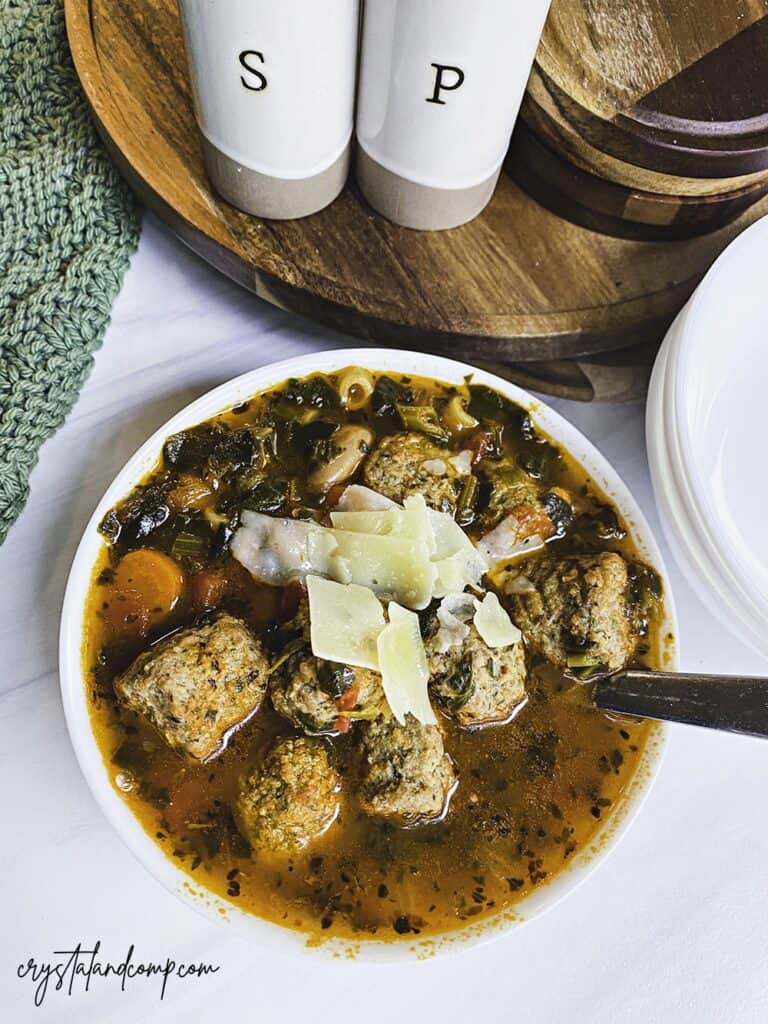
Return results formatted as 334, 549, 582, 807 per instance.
306, 576, 385, 670
473, 592, 522, 648
377, 603, 436, 726
433, 593, 479, 654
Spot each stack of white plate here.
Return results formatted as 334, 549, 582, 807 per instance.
647, 215, 768, 662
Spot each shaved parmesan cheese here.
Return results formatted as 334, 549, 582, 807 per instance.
306, 576, 385, 670
233, 492, 488, 612
421, 458, 447, 476
331, 494, 435, 553
232, 511, 331, 585
429, 508, 488, 594
433, 550, 475, 597
448, 450, 473, 476
474, 592, 522, 648
377, 603, 436, 726
329, 530, 436, 609
478, 514, 546, 567
433, 593, 478, 653
334, 485, 397, 512
233, 510, 435, 607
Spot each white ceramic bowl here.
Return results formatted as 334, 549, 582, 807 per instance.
60, 348, 678, 961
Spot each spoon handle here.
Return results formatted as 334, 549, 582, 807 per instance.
595, 669, 768, 738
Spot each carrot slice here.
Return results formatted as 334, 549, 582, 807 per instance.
103, 549, 184, 636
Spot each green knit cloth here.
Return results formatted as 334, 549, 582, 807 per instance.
0, 0, 140, 544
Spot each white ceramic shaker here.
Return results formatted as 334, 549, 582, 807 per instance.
356, 0, 552, 230
178, 0, 360, 219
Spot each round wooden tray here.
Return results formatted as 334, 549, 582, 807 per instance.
66, 0, 768, 369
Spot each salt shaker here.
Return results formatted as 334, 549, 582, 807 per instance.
356, 0, 552, 230
178, 0, 360, 219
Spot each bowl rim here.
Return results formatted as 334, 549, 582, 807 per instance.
647, 302, 768, 661
673, 216, 768, 614
59, 347, 678, 963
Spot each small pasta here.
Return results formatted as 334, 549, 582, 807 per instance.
442, 394, 479, 434
337, 367, 375, 410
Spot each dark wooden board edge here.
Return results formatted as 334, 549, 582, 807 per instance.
508, 123, 768, 242
531, 62, 768, 179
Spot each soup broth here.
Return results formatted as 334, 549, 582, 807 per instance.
83, 370, 668, 942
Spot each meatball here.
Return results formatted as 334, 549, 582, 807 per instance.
426, 624, 527, 728
236, 737, 340, 854
480, 465, 572, 540
362, 432, 462, 511
271, 652, 384, 734
358, 714, 457, 824
510, 552, 636, 671
114, 612, 269, 762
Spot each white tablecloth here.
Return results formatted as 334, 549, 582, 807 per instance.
2, 214, 767, 1023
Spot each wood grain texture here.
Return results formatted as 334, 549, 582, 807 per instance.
536, 0, 768, 177
509, 122, 768, 241
65, 0, 768, 369
522, 83, 768, 198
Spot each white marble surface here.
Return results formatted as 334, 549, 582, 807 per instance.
2, 213, 768, 1023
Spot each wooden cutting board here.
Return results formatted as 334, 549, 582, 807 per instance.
65, 0, 768, 369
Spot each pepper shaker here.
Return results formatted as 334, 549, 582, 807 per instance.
178, 0, 360, 219
356, 0, 552, 230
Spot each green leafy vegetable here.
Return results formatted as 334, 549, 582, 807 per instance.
99, 480, 172, 547
317, 661, 355, 700
467, 386, 530, 435
572, 505, 627, 547
371, 376, 415, 417
516, 441, 563, 482
163, 423, 275, 483
542, 492, 574, 539
282, 375, 339, 410
241, 479, 287, 514
396, 404, 450, 443
629, 562, 663, 636
431, 657, 474, 714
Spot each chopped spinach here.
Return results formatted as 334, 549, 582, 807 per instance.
163, 423, 274, 483
396, 404, 450, 444
516, 441, 563, 482
467, 385, 530, 436
629, 562, 663, 636
282, 375, 339, 410
99, 479, 172, 547
317, 661, 355, 701
542, 492, 574, 539
371, 376, 415, 417
241, 479, 287, 515
571, 505, 627, 547
431, 657, 474, 714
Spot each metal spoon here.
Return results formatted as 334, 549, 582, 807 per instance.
595, 669, 768, 739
